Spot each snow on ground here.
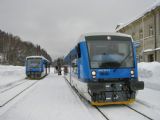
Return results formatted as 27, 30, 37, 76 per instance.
0, 65, 25, 88
138, 62, 160, 90
136, 62, 160, 118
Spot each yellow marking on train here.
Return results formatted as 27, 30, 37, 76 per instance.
91, 99, 135, 106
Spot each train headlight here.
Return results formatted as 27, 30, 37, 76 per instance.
130, 70, 134, 75
91, 71, 96, 76
131, 70, 135, 77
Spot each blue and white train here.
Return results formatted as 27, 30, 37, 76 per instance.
25, 56, 50, 79
64, 33, 144, 106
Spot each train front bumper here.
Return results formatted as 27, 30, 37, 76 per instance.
129, 80, 144, 91
91, 99, 135, 106
87, 79, 143, 104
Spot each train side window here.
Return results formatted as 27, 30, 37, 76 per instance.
76, 43, 81, 58
71, 59, 78, 74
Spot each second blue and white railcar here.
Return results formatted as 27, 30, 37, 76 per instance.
25, 56, 50, 79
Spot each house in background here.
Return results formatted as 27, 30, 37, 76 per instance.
116, 2, 160, 62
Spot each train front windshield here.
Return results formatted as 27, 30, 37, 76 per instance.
27, 58, 41, 68
86, 36, 134, 69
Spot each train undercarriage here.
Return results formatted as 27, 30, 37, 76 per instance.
87, 79, 144, 106
27, 72, 43, 79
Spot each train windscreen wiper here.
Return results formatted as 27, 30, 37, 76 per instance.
113, 51, 131, 72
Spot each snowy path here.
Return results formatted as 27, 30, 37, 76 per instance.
0, 74, 102, 120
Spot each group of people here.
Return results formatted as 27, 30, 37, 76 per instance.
55, 65, 68, 75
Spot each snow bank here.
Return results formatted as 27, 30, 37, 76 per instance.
137, 62, 160, 114
0, 65, 25, 88
138, 62, 160, 90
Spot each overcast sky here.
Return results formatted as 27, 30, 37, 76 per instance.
0, 0, 159, 59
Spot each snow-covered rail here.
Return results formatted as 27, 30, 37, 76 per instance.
94, 106, 110, 120
92, 103, 153, 120
0, 80, 27, 94
97, 105, 153, 120
0, 80, 39, 107
125, 105, 153, 120
0, 79, 26, 92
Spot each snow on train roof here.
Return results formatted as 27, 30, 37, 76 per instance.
116, 1, 160, 31
26, 56, 49, 62
78, 32, 132, 42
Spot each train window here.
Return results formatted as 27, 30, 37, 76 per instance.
86, 36, 134, 68
27, 58, 41, 68
76, 43, 81, 58
71, 59, 78, 74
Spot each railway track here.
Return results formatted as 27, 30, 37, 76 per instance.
0, 80, 28, 94
64, 77, 153, 120
96, 105, 153, 120
0, 79, 39, 107
124, 105, 153, 120
94, 106, 110, 120
0, 78, 26, 91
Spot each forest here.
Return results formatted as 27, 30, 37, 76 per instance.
0, 29, 52, 66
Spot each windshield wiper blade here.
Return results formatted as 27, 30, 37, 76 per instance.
113, 51, 131, 72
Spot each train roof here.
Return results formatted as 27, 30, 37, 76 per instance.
26, 56, 49, 62
78, 32, 132, 42
64, 32, 133, 63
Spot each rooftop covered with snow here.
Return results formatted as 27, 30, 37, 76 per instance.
26, 56, 50, 62
116, 1, 160, 31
